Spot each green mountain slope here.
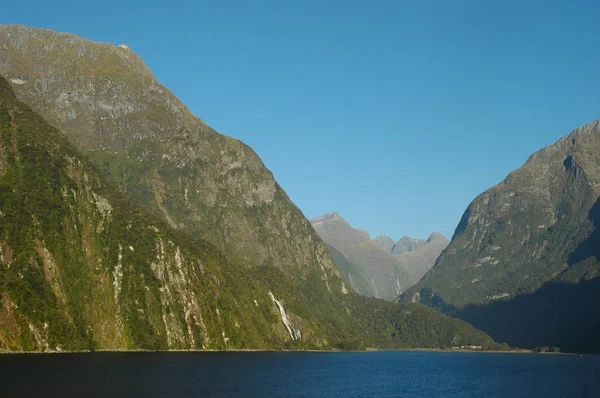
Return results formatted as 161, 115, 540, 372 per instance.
0, 75, 314, 351
0, 75, 495, 351
402, 119, 600, 352
0, 24, 361, 345
0, 24, 336, 279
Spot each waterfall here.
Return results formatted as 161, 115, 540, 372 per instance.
268, 292, 301, 340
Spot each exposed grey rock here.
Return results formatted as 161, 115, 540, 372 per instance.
311, 213, 409, 300
396, 233, 450, 284
373, 235, 395, 251
311, 213, 448, 300
392, 236, 426, 255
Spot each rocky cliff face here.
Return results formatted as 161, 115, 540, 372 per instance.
310, 213, 448, 300
403, 119, 600, 352
0, 24, 334, 278
0, 76, 495, 351
0, 76, 295, 351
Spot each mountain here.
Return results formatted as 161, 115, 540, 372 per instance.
373, 235, 395, 251
0, 75, 294, 351
0, 24, 497, 351
0, 24, 331, 277
402, 119, 600, 352
395, 233, 450, 286
392, 236, 426, 255
324, 244, 372, 297
0, 75, 497, 351
310, 213, 448, 300
311, 213, 410, 300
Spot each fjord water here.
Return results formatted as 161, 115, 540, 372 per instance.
1, 352, 598, 397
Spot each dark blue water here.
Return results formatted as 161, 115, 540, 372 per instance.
0, 351, 598, 397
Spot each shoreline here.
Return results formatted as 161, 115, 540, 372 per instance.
0, 347, 575, 355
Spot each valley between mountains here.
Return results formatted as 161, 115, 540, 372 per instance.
0, 25, 494, 352
1, 24, 599, 353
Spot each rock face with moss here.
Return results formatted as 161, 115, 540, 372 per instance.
0, 24, 331, 276
311, 213, 448, 300
0, 74, 337, 350
402, 119, 600, 352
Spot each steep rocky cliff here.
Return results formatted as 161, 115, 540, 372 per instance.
0, 24, 334, 278
0, 75, 289, 351
0, 76, 495, 351
403, 119, 600, 352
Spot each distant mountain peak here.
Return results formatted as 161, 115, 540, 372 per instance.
311, 212, 340, 224
426, 232, 448, 243
392, 236, 425, 255
399, 236, 412, 241
310, 212, 371, 246
373, 235, 395, 251
310, 211, 449, 300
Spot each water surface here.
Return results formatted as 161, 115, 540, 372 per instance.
0, 351, 598, 397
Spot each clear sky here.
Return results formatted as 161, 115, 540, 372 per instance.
3, 1, 600, 240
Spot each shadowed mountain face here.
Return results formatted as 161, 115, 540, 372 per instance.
402, 119, 600, 352
310, 213, 448, 301
456, 270, 600, 353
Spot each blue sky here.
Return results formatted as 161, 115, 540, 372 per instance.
4, 1, 600, 240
